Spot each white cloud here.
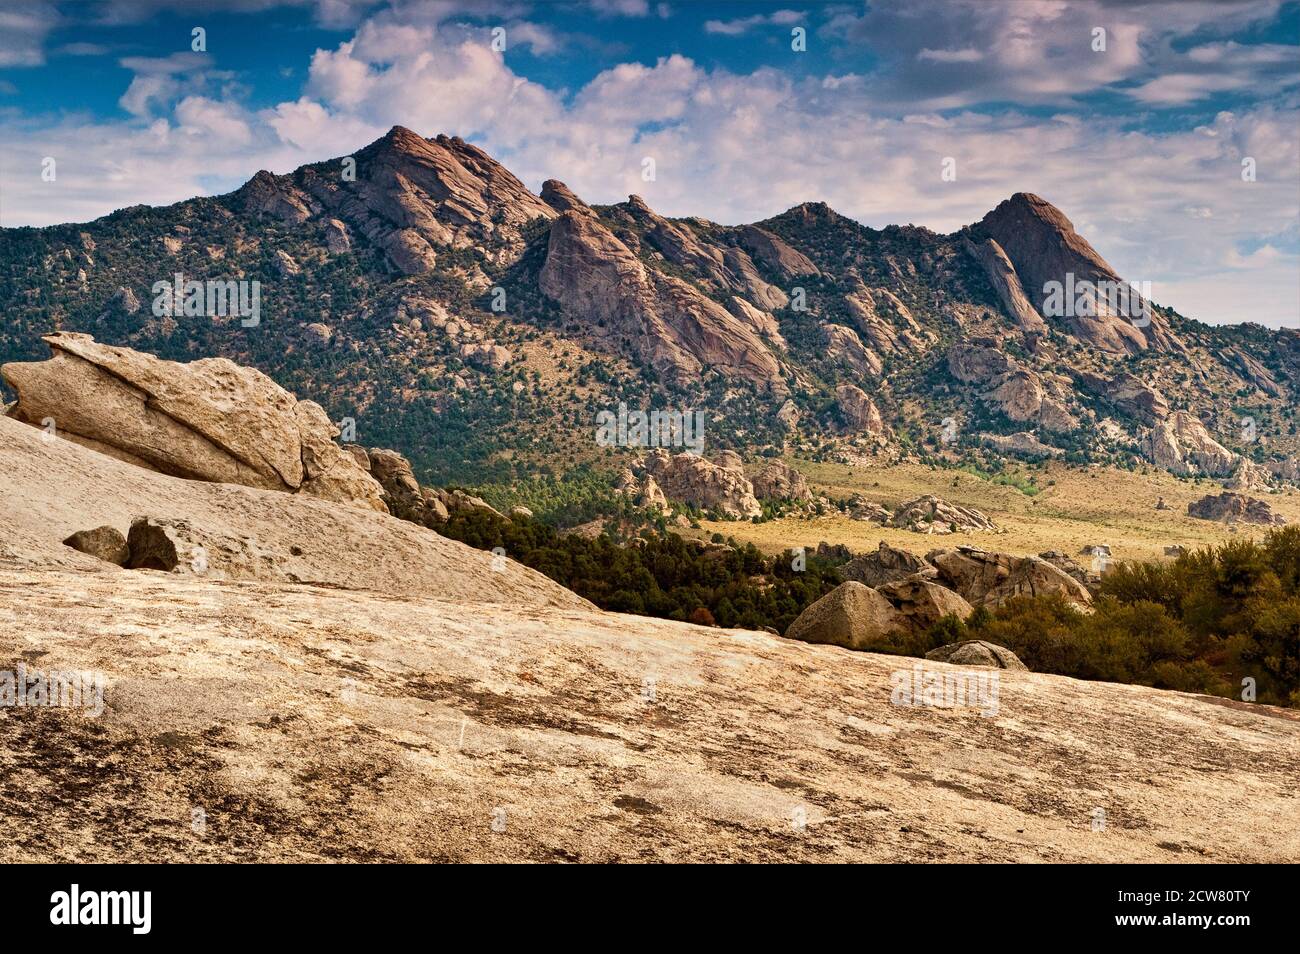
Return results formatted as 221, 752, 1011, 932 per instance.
0, 1, 61, 67
823, 0, 1287, 109
704, 9, 804, 36
587, 0, 651, 17
117, 52, 220, 117
917, 48, 984, 64
175, 96, 254, 145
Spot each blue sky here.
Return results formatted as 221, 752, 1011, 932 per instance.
2, 0, 1298, 326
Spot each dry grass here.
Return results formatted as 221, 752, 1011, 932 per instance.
698, 458, 1300, 563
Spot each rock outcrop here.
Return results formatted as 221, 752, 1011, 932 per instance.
539, 178, 595, 217
979, 431, 1063, 457
845, 496, 892, 523
539, 210, 784, 389
1188, 492, 1286, 526
984, 368, 1078, 433
963, 236, 1046, 333
0, 413, 586, 606
947, 340, 1015, 384
1142, 411, 1238, 478
734, 224, 820, 279
947, 339, 1076, 433
823, 324, 883, 377
643, 449, 761, 518
1224, 458, 1273, 493
2, 334, 386, 512
620, 195, 789, 311
891, 495, 997, 534
1038, 550, 1093, 586
839, 542, 936, 587
836, 383, 889, 438
1267, 456, 1300, 484
926, 640, 1027, 670
615, 467, 671, 515
750, 460, 811, 502
925, 546, 1094, 611
1078, 371, 1169, 425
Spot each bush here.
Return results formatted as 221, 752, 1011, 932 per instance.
938, 527, 1300, 707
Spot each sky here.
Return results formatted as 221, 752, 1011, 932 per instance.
1, 0, 1297, 328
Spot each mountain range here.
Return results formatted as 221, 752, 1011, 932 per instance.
2, 125, 1296, 490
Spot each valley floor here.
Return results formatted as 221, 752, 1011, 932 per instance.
701, 458, 1300, 563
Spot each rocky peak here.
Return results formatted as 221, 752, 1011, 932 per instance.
233, 169, 316, 224
973, 192, 1182, 354
625, 194, 655, 216
378, 124, 428, 152
540, 179, 594, 217
785, 201, 838, 225
291, 126, 555, 275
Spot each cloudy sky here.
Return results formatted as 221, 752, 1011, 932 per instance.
1, 0, 1297, 327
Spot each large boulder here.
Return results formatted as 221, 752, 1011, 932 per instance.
926, 546, 1094, 610
61, 526, 129, 566
2, 333, 386, 512
876, 578, 973, 632
891, 495, 997, 534
750, 460, 811, 502
784, 582, 900, 651
1188, 492, 1286, 526
926, 640, 1027, 671
643, 449, 761, 518
840, 542, 936, 587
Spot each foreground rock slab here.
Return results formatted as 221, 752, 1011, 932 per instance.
0, 566, 1296, 863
